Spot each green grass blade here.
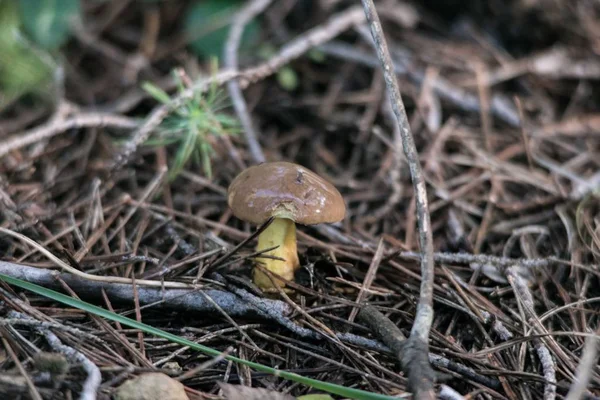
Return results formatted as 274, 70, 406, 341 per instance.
0, 274, 398, 400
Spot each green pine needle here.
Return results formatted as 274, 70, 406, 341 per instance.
142, 74, 239, 180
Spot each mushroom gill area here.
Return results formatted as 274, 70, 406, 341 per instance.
254, 217, 300, 290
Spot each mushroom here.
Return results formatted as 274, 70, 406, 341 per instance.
227, 161, 346, 290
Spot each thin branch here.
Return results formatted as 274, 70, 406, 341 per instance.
0, 111, 138, 158
506, 267, 557, 400
357, 305, 407, 361
565, 328, 599, 400
0, 260, 291, 318
395, 250, 553, 268
357, 306, 501, 390
224, 0, 272, 164
438, 385, 465, 400
359, 0, 436, 397
0, 227, 193, 289
9, 311, 101, 400
535, 341, 558, 400
348, 238, 385, 322
112, 6, 366, 170
241, 6, 365, 85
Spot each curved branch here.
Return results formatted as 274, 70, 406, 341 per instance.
359, 1, 436, 398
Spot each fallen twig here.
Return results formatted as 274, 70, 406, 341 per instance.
438, 385, 465, 400
7, 311, 100, 400
0, 261, 391, 354
0, 110, 138, 158
395, 251, 553, 269
360, 0, 436, 397
0, 260, 291, 317
224, 0, 272, 164
357, 305, 408, 362
506, 267, 557, 400
112, 6, 366, 170
565, 328, 600, 400
357, 306, 501, 390
9, 311, 101, 400
0, 227, 194, 288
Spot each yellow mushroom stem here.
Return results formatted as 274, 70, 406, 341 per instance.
253, 217, 300, 290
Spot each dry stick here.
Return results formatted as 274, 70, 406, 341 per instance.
357, 306, 501, 390
359, 1, 436, 398
348, 238, 385, 323
8, 311, 102, 400
224, 0, 272, 164
42, 334, 100, 400
0, 260, 290, 318
241, 6, 365, 84
396, 251, 554, 269
0, 112, 138, 158
565, 329, 599, 400
506, 267, 557, 400
535, 342, 557, 400
0, 260, 383, 351
0, 227, 193, 289
438, 385, 465, 400
105, 7, 364, 118
358, 305, 407, 361
113, 6, 366, 170
0, 259, 387, 355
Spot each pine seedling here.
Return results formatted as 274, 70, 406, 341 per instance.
142, 66, 239, 180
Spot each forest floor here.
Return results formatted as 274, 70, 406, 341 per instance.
1, 1, 600, 399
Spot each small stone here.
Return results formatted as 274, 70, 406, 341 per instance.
114, 373, 188, 400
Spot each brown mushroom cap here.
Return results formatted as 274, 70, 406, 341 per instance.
227, 161, 346, 225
